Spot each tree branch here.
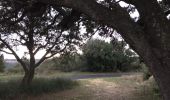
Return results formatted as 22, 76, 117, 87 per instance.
35, 0, 158, 61
0, 36, 28, 71
0, 49, 13, 55
34, 31, 63, 67
45, 43, 68, 59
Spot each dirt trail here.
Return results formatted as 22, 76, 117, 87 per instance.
80, 74, 143, 100
69, 72, 138, 80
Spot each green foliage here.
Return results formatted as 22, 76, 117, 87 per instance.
0, 78, 78, 99
141, 63, 152, 80
53, 53, 83, 72
128, 60, 142, 71
0, 55, 5, 72
82, 39, 116, 72
41, 39, 141, 73
82, 39, 140, 72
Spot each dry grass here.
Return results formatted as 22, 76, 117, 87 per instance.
6, 73, 161, 100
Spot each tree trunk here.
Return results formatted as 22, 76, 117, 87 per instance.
21, 68, 35, 86
133, 45, 170, 100
155, 69, 170, 100
147, 60, 170, 100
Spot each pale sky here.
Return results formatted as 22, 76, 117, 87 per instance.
2, 46, 46, 59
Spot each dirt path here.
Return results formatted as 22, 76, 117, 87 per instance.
69, 72, 139, 80
78, 74, 144, 100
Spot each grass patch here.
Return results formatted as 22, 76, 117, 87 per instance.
0, 78, 78, 100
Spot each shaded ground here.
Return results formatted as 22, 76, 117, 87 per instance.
12, 73, 161, 100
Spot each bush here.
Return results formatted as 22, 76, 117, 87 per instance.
0, 78, 78, 99
141, 63, 152, 80
82, 39, 117, 72
82, 39, 140, 72
119, 58, 142, 72
53, 53, 83, 72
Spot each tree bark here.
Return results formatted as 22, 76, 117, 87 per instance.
144, 31, 170, 100
21, 68, 35, 86
152, 63, 170, 100
142, 54, 170, 100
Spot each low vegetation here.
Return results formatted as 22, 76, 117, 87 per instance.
0, 77, 78, 100
0, 73, 159, 100
141, 63, 152, 80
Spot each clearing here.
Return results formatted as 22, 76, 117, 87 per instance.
11, 72, 161, 100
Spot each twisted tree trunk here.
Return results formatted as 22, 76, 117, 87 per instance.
151, 62, 170, 100
22, 67, 35, 86
141, 51, 170, 100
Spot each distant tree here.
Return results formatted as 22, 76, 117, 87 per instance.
0, 54, 5, 72
53, 52, 82, 72
82, 39, 137, 72
82, 39, 115, 72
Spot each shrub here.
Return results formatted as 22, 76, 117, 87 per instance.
119, 58, 142, 72
82, 39, 117, 72
141, 63, 152, 80
82, 39, 139, 72
53, 53, 83, 72
0, 78, 78, 99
